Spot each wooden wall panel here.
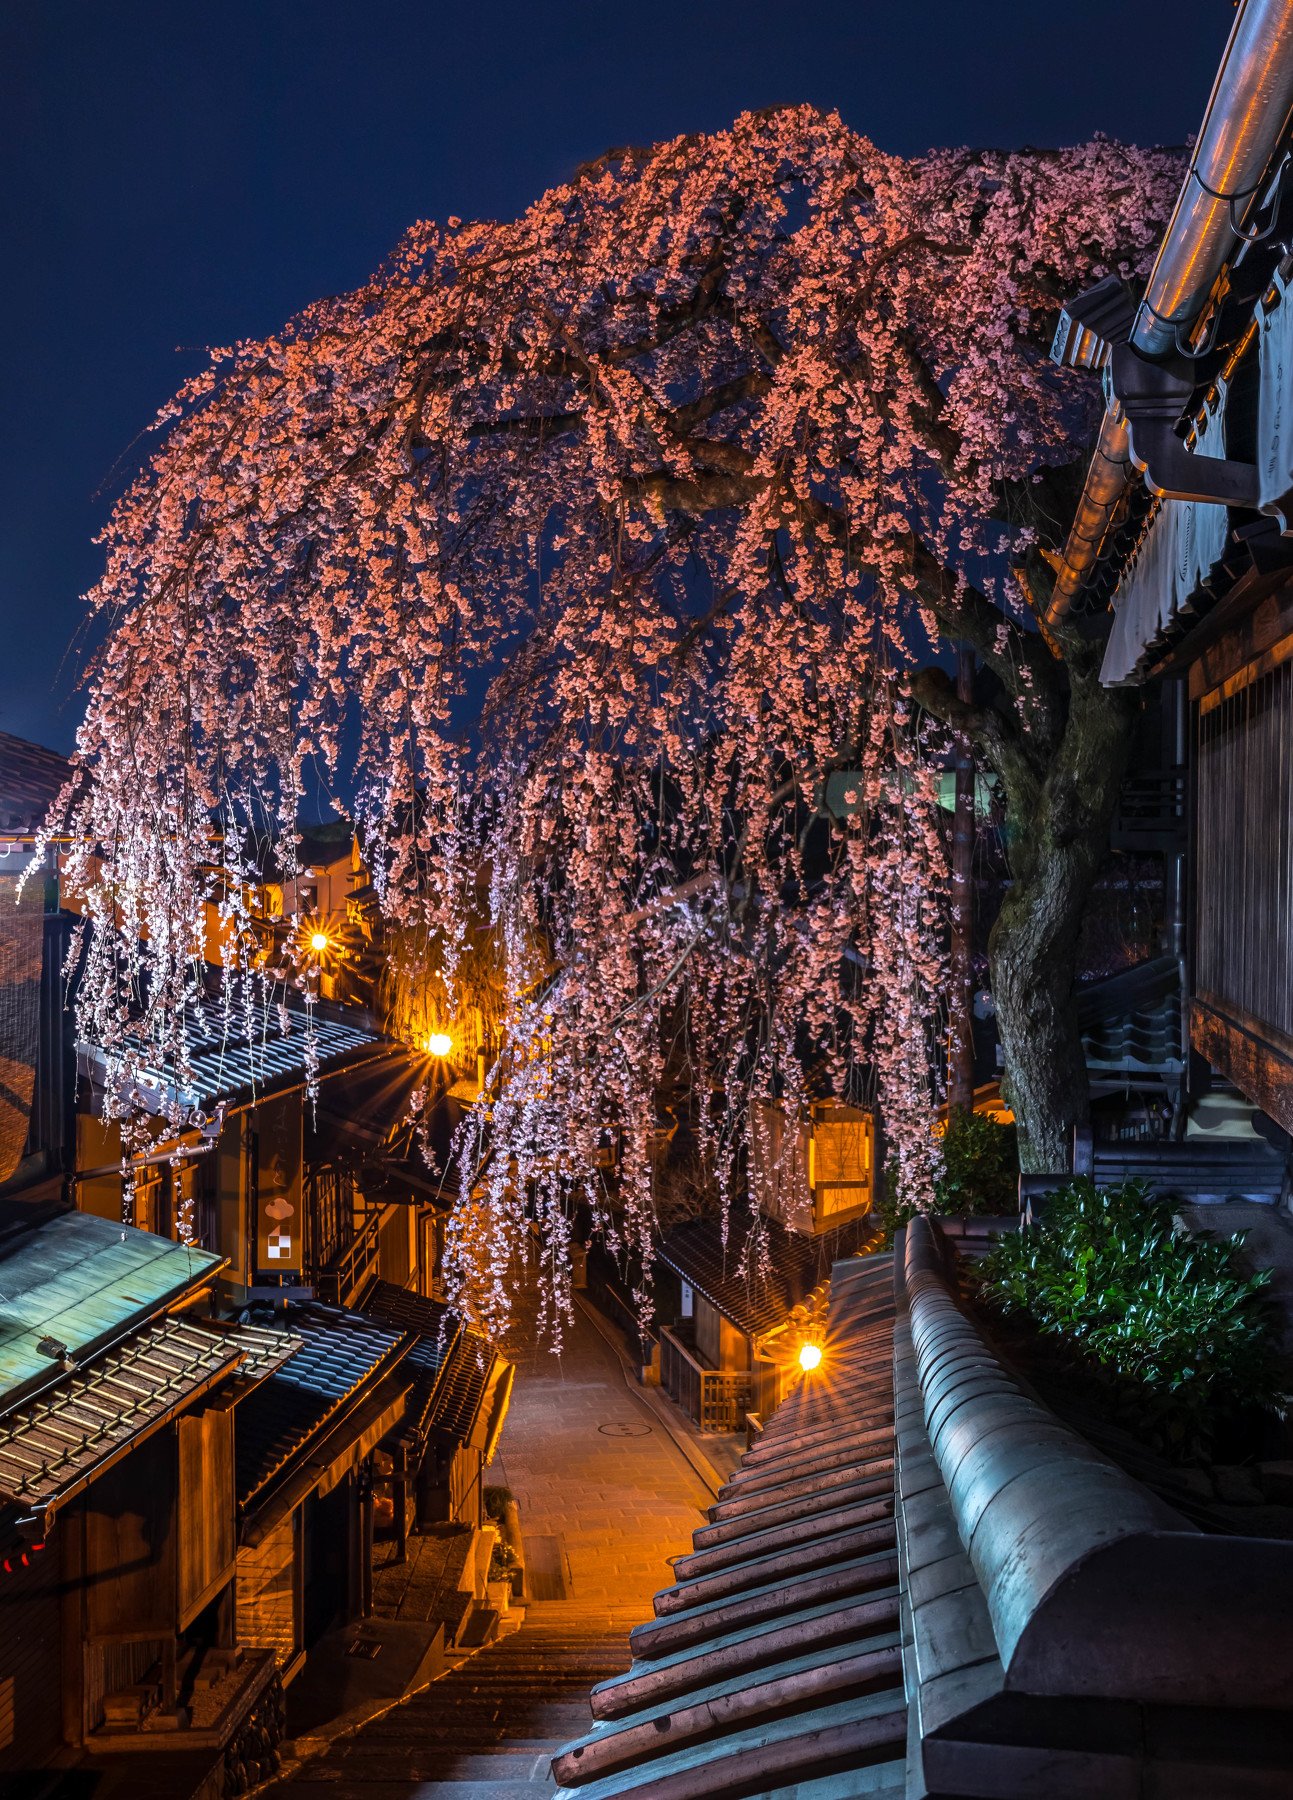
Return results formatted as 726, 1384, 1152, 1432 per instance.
1194, 642, 1293, 1111
177, 1409, 234, 1627
0, 1543, 61, 1774
1191, 997, 1293, 1135
83, 1432, 175, 1641
236, 1517, 299, 1666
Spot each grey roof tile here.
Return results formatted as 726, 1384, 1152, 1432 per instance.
78, 992, 391, 1114
0, 1314, 243, 1513
551, 1253, 906, 1799
657, 1214, 878, 1338
234, 1300, 406, 1509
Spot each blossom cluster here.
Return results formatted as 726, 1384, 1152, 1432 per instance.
39, 109, 1176, 1334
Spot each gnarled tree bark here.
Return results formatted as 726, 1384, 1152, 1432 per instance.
912, 624, 1135, 1172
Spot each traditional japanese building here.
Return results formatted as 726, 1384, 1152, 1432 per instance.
75, 987, 428, 1306
1043, 0, 1293, 1190
0, 1204, 296, 1789
656, 1209, 877, 1432
653, 1100, 878, 1434
0, 732, 515, 1786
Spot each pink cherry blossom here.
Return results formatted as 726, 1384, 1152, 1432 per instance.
37, 109, 1177, 1339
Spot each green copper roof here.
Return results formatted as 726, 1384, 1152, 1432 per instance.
0, 1210, 223, 1409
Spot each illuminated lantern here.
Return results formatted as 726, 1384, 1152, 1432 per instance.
751, 1102, 874, 1233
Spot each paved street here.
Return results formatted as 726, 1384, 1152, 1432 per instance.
273, 1295, 711, 1797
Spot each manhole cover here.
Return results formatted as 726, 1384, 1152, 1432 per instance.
599, 1420, 653, 1437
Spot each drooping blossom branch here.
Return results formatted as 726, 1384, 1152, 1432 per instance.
40, 107, 1177, 1330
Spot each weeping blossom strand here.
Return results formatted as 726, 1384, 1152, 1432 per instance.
37, 109, 1177, 1336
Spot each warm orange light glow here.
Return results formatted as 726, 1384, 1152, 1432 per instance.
427, 1032, 454, 1057
309, 930, 330, 953
798, 1341, 823, 1372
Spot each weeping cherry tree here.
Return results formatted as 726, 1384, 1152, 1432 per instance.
42, 108, 1177, 1339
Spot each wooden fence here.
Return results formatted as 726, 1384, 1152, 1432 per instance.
659, 1325, 757, 1433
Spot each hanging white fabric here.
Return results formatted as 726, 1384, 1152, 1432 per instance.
1176, 382, 1230, 599
1102, 382, 1231, 684
1103, 496, 1179, 683
1258, 267, 1293, 512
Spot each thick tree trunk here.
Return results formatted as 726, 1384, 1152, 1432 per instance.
990, 853, 1100, 1172
988, 665, 1136, 1172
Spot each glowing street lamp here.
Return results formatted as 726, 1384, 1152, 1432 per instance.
308, 930, 330, 954
798, 1341, 823, 1373
426, 1031, 454, 1058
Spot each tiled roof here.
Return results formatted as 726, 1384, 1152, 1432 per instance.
0, 1315, 243, 1517
0, 733, 71, 837
310, 1051, 428, 1158
202, 1318, 304, 1393
426, 1325, 507, 1444
360, 1279, 458, 1439
657, 1212, 877, 1339
234, 1301, 408, 1510
361, 1278, 510, 1447
0, 1210, 222, 1408
79, 993, 391, 1114
1077, 953, 1184, 1080
552, 1253, 905, 1798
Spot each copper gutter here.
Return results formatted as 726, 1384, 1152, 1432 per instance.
1047, 0, 1293, 626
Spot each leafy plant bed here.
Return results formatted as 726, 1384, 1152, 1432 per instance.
969, 1178, 1289, 1469
880, 1107, 1018, 1246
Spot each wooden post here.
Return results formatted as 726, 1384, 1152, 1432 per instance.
949, 645, 977, 1113
359, 1467, 374, 1619
394, 1445, 409, 1565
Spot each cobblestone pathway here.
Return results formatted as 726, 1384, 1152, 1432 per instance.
274, 1297, 711, 1797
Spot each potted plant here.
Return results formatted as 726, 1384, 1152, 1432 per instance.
486, 1540, 519, 1613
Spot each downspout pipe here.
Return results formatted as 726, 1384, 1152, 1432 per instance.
1046, 0, 1293, 626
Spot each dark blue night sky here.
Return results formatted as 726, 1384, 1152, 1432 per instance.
1, 0, 1235, 749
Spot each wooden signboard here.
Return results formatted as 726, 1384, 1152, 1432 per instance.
255, 1093, 303, 1275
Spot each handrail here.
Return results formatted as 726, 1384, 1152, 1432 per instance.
659, 1322, 712, 1376
312, 1204, 382, 1306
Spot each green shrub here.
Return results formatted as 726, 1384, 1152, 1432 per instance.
974, 1178, 1287, 1461
483, 1485, 514, 1523
876, 1106, 1018, 1244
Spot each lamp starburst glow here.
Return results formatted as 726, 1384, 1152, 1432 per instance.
798, 1341, 823, 1373
426, 1032, 453, 1058
308, 930, 329, 953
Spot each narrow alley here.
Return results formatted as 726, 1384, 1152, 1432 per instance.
272, 1296, 712, 1797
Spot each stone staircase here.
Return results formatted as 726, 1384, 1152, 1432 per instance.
273, 1598, 646, 1797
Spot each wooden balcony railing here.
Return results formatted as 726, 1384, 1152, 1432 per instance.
659, 1325, 756, 1434
310, 1204, 381, 1306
